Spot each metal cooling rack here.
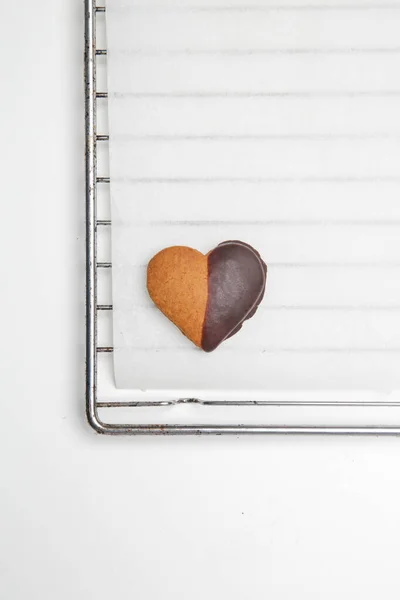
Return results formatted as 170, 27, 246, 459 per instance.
85, 0, 400, 434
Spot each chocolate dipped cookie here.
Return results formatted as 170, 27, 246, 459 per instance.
147, 241, 267, 352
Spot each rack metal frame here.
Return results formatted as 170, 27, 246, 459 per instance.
85, 0, 400, 434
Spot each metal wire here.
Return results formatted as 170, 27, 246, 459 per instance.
85, 0, 400, 434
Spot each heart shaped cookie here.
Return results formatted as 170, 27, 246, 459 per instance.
147, 240, 267, 352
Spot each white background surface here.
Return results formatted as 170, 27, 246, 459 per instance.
2, 1, 400, 599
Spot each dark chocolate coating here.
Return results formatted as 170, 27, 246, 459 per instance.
201, 241, 267, 352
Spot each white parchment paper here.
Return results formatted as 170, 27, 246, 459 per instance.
106, 0, 400, 391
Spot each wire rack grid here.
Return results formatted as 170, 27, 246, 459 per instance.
85, 0, 400, 435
